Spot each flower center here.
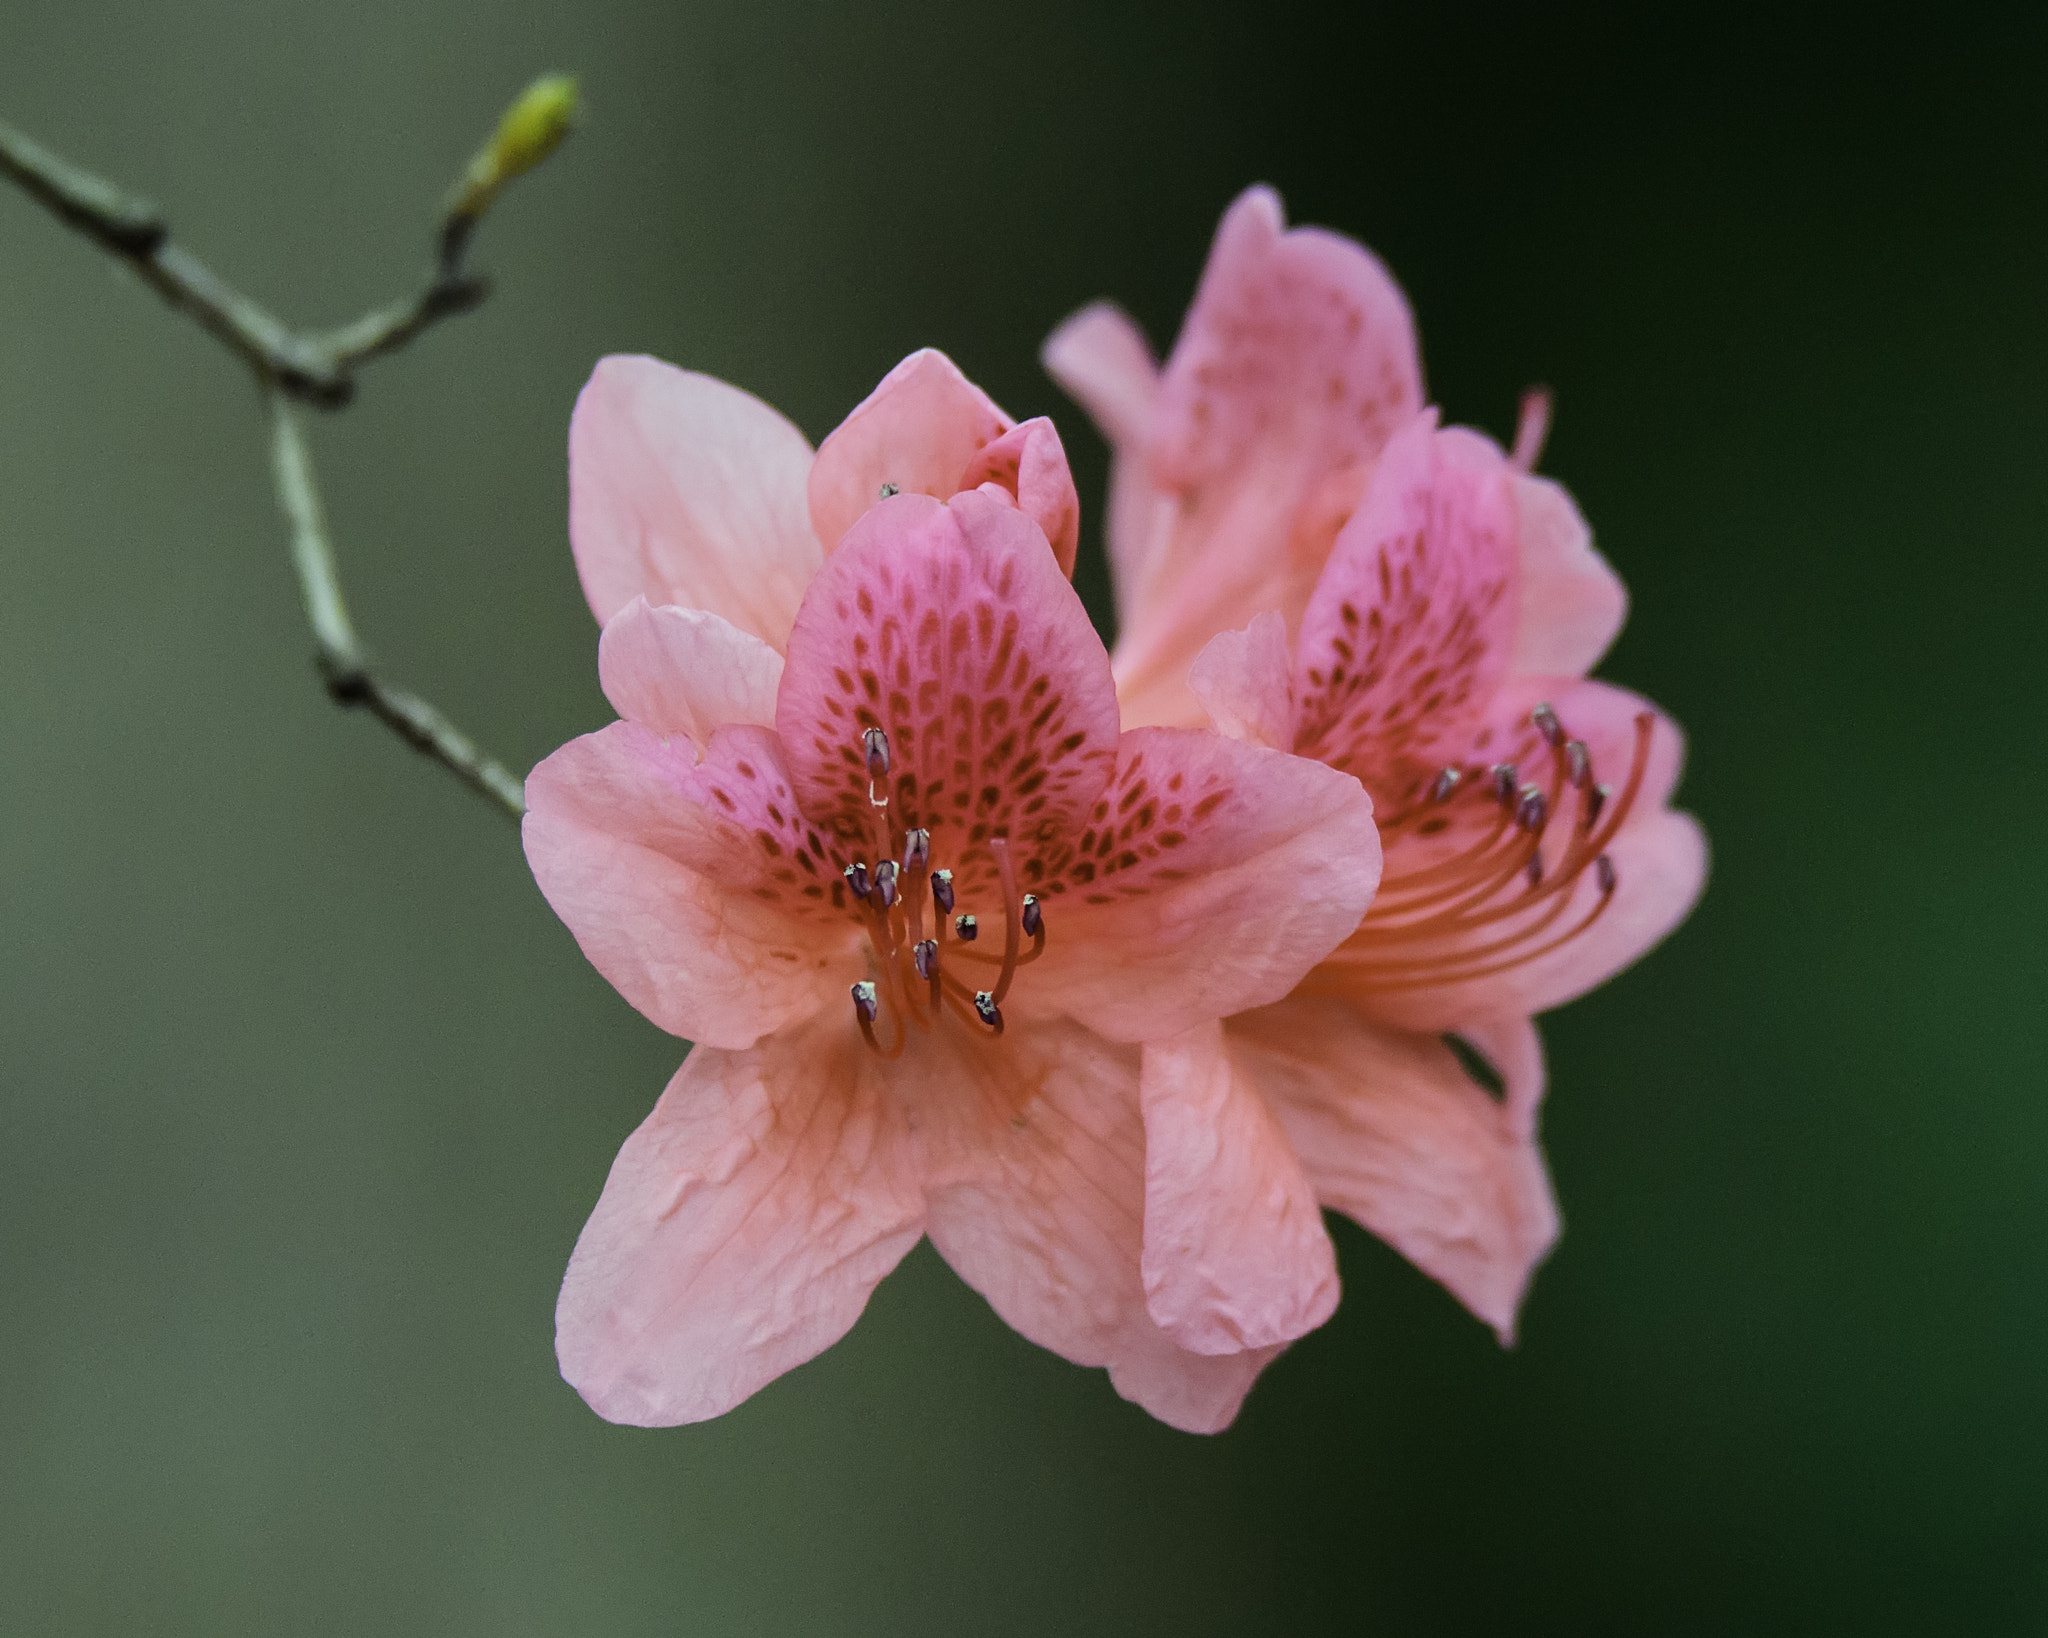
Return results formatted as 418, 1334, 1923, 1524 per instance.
1340, 702, 1654, 989
840, 728, 1046, 1056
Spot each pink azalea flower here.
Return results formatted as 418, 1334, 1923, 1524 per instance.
526, 347, 1383, 1431
1045, 187, 1708, 1340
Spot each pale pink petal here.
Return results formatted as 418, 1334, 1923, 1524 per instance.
1107, 186, 1425, 728
1455, 1013, 1547, 1141
958, 417, 1082, 578
1510, 472, 1627, 678
1291, 415, 1521, 782
909, 1010, 1282, 1432
1231, 995, 1559, 1342
1026, 727, 1380, 1043
774, 489, 1121, 904
557, 1013, 926, 1426
1140, 1020, 1338, 1354
808, 349, 1012, 553
1185, 611, 1295, 750
523, 721, 859, 1050
1330, 677, 1707, 1032
597, 597, 784, 749
568, 356, 821, 644
1041, 303, 1168, 620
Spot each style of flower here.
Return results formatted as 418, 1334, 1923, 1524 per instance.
525, 347, 1383, 1431
1045, 187, 1707, 1338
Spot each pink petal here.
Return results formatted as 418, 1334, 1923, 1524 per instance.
568, 356, 821, 644
1231, 995, 1560, 1342
1510, 472, 1628, 679
958, 416, 1082, 578
807, 349, 1012, 553
1331, 677, 1707, 1032
1026, 727, 1381, 1043
1140, 1020, 1339, 1354
1185, 611, 1295, 750
1291, 415, 1521, 782
1107, 186, 1425, 729
557, 1013, 925, 1426
773, 488, 1122, 901
909, 1010, 1283, 1432
1041, 303, 1168, 622
523, 721, 859, 1050
597, 597, 784, 748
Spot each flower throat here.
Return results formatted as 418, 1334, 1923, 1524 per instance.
842, 727, 1045, 1056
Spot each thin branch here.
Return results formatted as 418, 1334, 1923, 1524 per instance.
0, 78, 577, 819
268, 393, 527, 820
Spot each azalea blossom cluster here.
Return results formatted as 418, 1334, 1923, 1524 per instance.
525, 187, 1705, 1432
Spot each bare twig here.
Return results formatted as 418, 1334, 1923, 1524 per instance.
268, 395, 528, 818
0, 77, 578, 818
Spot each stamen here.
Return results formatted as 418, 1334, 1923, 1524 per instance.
863, 727, 891, 779
1585, 782, 1610, 831
1491, 763, 1518, 805
913, 939, 938, 980
873, 859, 899, 909
1511, 385, 1553, 473
1596, 854, 1617, 894
955, 913, 978, 941
988, 837, 1025, 1004
843, 861, 871, 899
1532, 703, 1563, 747
850, 980, 878, 1026
902, 828, 930, 871
931, 869, 955, 915
1020, 895, 1043, 938
1514, 784, 1547, 832
1565, 739, 1591, 788
1428, 767, 1462, 804
878, 482, 900, 499
973, 991, 1004, 1034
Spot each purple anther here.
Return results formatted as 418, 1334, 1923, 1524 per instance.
913, 939, 938, 980
878, 482, 900, 499
843, 861, 871, 899
1585, 782, 1611, 831
1428, 767, 1462, 804
850, 981, 879, 1025
862, 726, 891, 779
902, 828, 931, 870
931, 869, 955, 914
1565, 739, 1592, 788
1020, 894, 1043, 938
1526, 854, 1544, 887
1532, 702, 1563, 746
1491, 763, 1519, 805
873, 859, 899, 909
955, 913, 978, 942
973, 991, 1003, 1029
1515, 783, 1548, 832
1595, 855, 1618, 894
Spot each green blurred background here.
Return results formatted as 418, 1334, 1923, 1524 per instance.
3, 2, 2043, 1630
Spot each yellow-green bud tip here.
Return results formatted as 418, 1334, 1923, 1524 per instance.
489, 73, 579, 181
449, 73, 580, 222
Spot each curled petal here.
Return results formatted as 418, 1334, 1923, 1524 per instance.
808, 349, 1012, 552
558, 1015, 925, 1426
523, 722, 858, 1050
1140, 1020, 1338, 1354
1186, 611, 1295, 750
910, 1012, 1283, 1433
569, 356, 820, 645
958, 416, 1082, 578
1028, 727, 1381, 1043
598, 597, 784, 749
1230, 996, 1559, 1342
